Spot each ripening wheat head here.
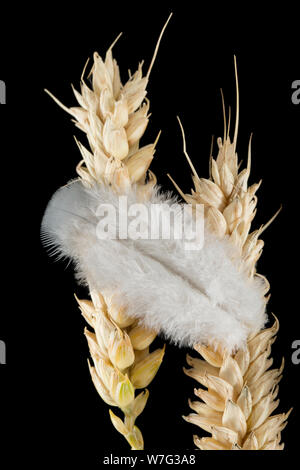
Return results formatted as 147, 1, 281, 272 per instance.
45, 30, 166, 196
178, 58, 291, 450
76, 289, 164, 450
43, 14, 173, 450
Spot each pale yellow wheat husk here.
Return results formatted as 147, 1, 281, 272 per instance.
174, 57, 291, 450
47, 14, 172, 449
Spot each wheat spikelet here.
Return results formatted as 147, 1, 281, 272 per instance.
76, 290, 164, 450
184, 320, 291, 449
46, 14, 172, 449
45, 36, 158, 198
175, 57, 291, 450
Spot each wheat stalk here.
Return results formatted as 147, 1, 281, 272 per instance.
171, 57, 291, 450
46, 14, 172, 449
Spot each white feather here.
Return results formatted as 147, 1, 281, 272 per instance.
41, 180, 267, 351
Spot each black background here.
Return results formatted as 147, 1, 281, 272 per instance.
0, 2, 299, 465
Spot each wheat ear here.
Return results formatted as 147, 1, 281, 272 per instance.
76, 290, 164, 450
46, 14, 172, 449
172, 57, 291, 450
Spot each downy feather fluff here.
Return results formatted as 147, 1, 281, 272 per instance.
41, 180, 267, 351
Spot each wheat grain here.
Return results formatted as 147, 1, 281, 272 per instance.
176, 57, 291, 450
